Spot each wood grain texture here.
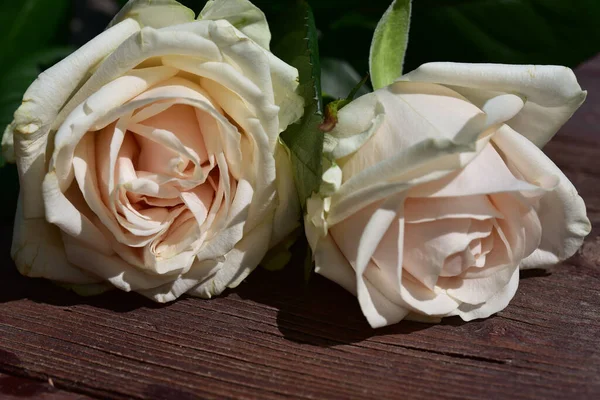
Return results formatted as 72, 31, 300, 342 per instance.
0, 372, 92, 400
0, 57, 599, 400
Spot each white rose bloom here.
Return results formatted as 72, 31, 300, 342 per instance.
3, 0, 303, 301
306, 63, 590, 328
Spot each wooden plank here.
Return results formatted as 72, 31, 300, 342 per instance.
0, 372, 92, 400
0, 58, 599, 400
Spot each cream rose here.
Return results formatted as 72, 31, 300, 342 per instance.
306, 63, 591, 328
3, 0, 304, 301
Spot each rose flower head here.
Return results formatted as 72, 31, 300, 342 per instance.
306, 63, 590, 328
3, 0, 304, 301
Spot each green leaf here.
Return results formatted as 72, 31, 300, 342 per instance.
0, 0, 71, 167
273, 1, 324, 206
369, 0, 412, 90
405, 0, 600, 71
0, 0, 70, 71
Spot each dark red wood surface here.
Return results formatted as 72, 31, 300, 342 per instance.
1, 57, 599, 400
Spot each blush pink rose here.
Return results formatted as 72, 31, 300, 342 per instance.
3, 0, 303, 301
306, 63, 590, 328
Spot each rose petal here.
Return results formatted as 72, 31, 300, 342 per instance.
493, 125, 591, 269
43, 172, 114, 255
270, 142, 300, 248
448, 266, 519, 321
411, 144, 545, 198
55, 25, 222, 124
11, 196, 100, 284
109, 0, 195, 30
400, 62, 586, 147
190, 216, 273, 299
404, 195, 502, 223
313, 233, 358, 296
443, 262, 517, 305
12, 20, 140, 219
399, 275, 460, 316
61, 235, 185, 292
199, 0, 271, 50
339, 82, 486, 181
403, 219, 493, 289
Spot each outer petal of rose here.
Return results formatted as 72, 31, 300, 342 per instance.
305, 199, 409, 328
327, 92, 385, 160
411, 144, 547, 198
137, 259, 221, 302
1, 122, 15, 163
400, 63, 586, 147
11, 196, 100, 284
165, 21, 302, 135
404, 195, 502, 223
55, 25, 222, 125
61, 236, 183, 292
42, 172, 114, 255
190, 216, 273, 299
108, 0, 195, 29
339, 82, 486, 180
11, 19, 140, 219
199, 0, 271, 50
346, 193, 409, 328
327, 131, 489, 227
266, 53, 305, 133
448, 266, 519, 321
362, 220, 456, 318
399, 277, 460, 317
328, 80, 530, 224
339, 80, 525, 178
270, 141, 301, 248
312, 232, 358, 296
359, 275, 410, 329
493, 125, 591, 269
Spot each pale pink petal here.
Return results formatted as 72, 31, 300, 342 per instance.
493, 125, 591, 269
442, 262, 517, 305
448, 266, 520, 321
340, 82, 485, 181
404, 195, 502, 223
412, 144, 543, 198
313, 234, 358, 296
399, 274, 460, 316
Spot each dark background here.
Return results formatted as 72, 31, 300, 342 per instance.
1, 0, 599, 224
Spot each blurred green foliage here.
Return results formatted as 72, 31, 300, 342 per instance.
0, 0, 72, 133
0, 0, 72, 220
